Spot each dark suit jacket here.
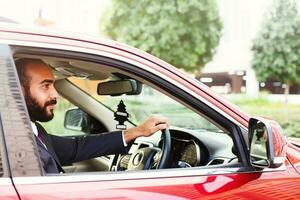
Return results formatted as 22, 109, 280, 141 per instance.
35, 123, 129, 174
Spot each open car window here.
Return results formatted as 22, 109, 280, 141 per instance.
13, 54, 239, 174
41, 97, 86, 136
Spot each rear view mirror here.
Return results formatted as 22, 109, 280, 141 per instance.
97, 79, 142, 96
249, 117, 286, 168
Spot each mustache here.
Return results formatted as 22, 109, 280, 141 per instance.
45, 99, 57, 107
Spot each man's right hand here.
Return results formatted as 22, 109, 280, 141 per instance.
123, 116, 169, 144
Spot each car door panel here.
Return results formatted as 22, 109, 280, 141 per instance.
13, 168, 300, 199
0, 178, 19, 200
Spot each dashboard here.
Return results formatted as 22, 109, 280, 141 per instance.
114, 128, 238, 171
169, 137, 204, 168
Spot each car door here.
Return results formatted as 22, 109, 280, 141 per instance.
0, 44, 30, 200
2, 36, 300, 199
0, 122, 20, 200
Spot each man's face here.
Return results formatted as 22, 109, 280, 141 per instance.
22, 62, 59, 122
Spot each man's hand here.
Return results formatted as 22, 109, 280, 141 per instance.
124, 116, 169, 144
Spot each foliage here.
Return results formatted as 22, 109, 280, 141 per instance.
252, 0, 300, 95
229, 94, 300, 137
42, 99, 83, 136
101, 0, 222, 72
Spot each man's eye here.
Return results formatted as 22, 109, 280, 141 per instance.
43, 84, 50, 89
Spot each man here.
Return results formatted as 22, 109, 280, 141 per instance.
15, 58, 168, 173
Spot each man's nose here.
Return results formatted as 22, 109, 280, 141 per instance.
50, 85, 59, 99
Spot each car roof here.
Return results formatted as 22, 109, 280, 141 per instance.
0, 22, 149, 57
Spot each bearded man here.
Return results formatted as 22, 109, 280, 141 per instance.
15, 58, 168, 173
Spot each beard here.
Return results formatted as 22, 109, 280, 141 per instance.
24, 90, 57, 122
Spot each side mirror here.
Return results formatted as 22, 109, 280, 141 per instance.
97, 79, 142, 96
249, 117, 286, 168
64, 108, 90, 133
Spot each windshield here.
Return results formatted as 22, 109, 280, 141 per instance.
69, 77, 223, 132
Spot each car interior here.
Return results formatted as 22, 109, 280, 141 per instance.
14, 53, 242, 174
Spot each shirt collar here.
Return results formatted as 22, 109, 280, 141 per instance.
31, 121, 38, 137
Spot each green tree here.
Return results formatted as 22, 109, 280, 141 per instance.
252, 0, 300, 102
101, 0, 222, 72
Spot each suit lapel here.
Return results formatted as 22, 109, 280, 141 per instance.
35, 123, 63, 168
42, 133, 62, 166
35, 135, 48, 151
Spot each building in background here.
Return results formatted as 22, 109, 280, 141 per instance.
198, 0, 300, 95
198, 0, 269, 95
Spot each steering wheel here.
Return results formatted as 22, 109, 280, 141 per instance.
127, 128, 171, 170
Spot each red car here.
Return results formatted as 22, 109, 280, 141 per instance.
0, 23, 300, 200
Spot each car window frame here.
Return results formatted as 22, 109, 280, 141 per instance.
9, 43, 287, 178
0, 115, 10, 178
12, 45, 249, 167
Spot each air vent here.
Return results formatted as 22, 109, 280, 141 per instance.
209, 158, 225, 165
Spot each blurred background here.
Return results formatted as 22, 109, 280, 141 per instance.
1, 0, 299, 137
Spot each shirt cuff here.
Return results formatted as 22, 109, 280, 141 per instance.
122, 131, 128, 147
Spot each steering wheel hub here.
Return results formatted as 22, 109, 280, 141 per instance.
127, 128, 171, 170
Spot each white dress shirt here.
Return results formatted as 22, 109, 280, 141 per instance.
31, 121, 38, 137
